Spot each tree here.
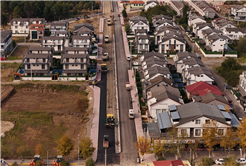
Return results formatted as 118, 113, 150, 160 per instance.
93, 3, 100, 10
122, 9, 127, 18
60, 161, 70, 166
188, 140, 199, 160
85, 157, 95, 166
57, 135, 74, 157
151, 139, 167, 159
12, 162, 18, 166
1, 1, 9, 13
220, 128, 236, 155
236, 37, 246, 58
134, 136, 151, 160
13, 6, 22, 18
79, 137, 95, 159
24, 2, 31, 18
202, 120, 218, 158
35, 144, 45, 156
124, 23, 130, 33
73, 7, 78, 15
12, 40, 16, 48
224, 155, 239, 166
198, 157, 213, 166
237, 117, 246, 157
62, 4, 69, 18
1, 13, 8, 29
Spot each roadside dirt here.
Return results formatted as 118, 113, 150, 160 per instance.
1, 121, 14, 137
1, 63, 21, 82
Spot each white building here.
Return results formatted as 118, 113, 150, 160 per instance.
205, 34, 229, 52
129, 15, 150, 33
1, 30, 12, 56
144, 1, 159, 11
212, 18, 236, 32
169, 1, 184, 16
154, 26, 180, 45
153, 19, 174, 31
223, 28, 246, 40
42, 36, 69, 53
231, 6, 246, 20
187, 0, 216, 18
188, 15, 206, 27
135, 35, 150, 53
72, 36, 92, 50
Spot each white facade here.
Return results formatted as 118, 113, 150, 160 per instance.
158, 38, 186, 54
206, 36, 228, 52
11, 20, 29, 36
197, 26, 212, 38
144, 2, 158, 11
223, 28, 246, 40
130, 20, 150, 33
231, 6, 246, 20
188, 17, 206, 27
187, 0, 216, 18
239, 71, 246, 92
185, 72, 214, 85
42, 37, 69, 53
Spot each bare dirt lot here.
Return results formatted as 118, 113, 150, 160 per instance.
1, 83, 93, 159
7, 46, 37, 60
1, 121, 14, 137
1, 63, 21, 82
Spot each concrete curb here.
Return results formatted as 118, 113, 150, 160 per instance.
121, 27, 130, 58
98, 34, 103, 45
89, 85, 101, 162
99, 18, 104, 33
113, 33, 121, 154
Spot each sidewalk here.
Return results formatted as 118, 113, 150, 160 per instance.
96, 64, 101, 82
122, 27, 130, 58
118, 1, 123, 13
97, 47, 103, 61
128, 70, 156, 164
98, 34, 103, 45
99, 18, 104, 33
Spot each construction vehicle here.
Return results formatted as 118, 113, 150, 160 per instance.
101, 64, 108, 73
104, 35, 109, 43
126, 82, 131, 90
103, 53, 109, 60
103, 135, 109, 148
92, 79, 98, 85
106, 114, 115, 128
53, 155, 64, 166
30, 155, 44, 166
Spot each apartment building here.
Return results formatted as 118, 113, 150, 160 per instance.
42, 36, 69, 53
187, 0, 216, 18
1, 30, 12, 56
231, 6, 246, 20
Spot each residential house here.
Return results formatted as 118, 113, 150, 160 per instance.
29, 24, 45, 40
186, 81, 222, 99
181, 57, 205, 77
51, 31, 70, 37
72, 35, 92, 50
11, 18, 45, 36
64, 47, 89, 55
42, 36, 69, 53
22, 53, 53, 76
134, 35, 150, 53
134, 29, 148, 36
50, 21, 69, 36
1, 30, 12, 56
144, 75, 173, 99
140, 51, 167, 62
158, 35, 186, 55
73, 23, 94, 35
144, 65, 171, 82
147, 82, 183, 120
212, 18, 236, 31
223, 28, 246, 40
173, 52, 200, 73
154, 26, 180, 45
130, 1, 145, 9
169, 1, 184, 16
144, 1, 159, 11
153, 19, 174, 31
152, 14, 172, 25
200, 28, 221, 41
61, 48, 89, 76
28, 47, 54, 54
142, 55, 168, 71
238, 71, 246, 97
193, 23, 213, 37
231, 6, 246, 20
193, 93, 233, 110
205, 34, 229, 52
184, 66, 214, 85
188, 15, 206, 27
129, 15, 150, 33
156, 102, 237, 137
187, 0, 216, 18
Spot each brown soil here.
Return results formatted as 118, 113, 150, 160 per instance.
1, 121, 14, 137
1, 63, 21, 82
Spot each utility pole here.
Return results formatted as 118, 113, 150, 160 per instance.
31, 64, 32, 81
105, 148, 107, 166
78, 134, 80, 166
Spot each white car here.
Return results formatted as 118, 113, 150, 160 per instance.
215, 159, 224, 165
236, 158, 246, 164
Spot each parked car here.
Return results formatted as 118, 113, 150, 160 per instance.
215, 159, 224, 165
118, 14, 120, 17
236, 158, 246, 164
1, 57, 6, 60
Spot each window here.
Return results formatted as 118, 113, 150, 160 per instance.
26, 58, 29, 62
180, 44, 183, 50
195, 129, 201, 136
43, 58, 45, 62
205, 120, 210, 124
221, 45, 223, 46
15, 26, 17, 29
145, 44, 148, 49
181, 129, 187, 135
15, 30, 18, 33
162, 109, 166, 112
26, 26, 28, 28
140, 44, 143, 49
156, 109, 161, 115
27, 64, 30, 69
195, 120, 201, 124
218, 129, 224, 136
42, 64, 45, 69
174, 40, 176, 49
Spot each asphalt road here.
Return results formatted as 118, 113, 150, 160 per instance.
112, 1, 139, 165
96, 73, 120, 164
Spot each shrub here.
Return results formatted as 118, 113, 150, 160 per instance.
61, 161, 70, 166
12, 162, 18, 166
85, 157, 95, 166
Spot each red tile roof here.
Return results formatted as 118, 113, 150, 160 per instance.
130, 1, 144, 4
186, 81, 221, 97
153, 160, 184, 166
30, 24, 44, 31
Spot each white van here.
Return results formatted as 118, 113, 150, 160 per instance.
129, 109, 134, 119
127, 54, 131, 61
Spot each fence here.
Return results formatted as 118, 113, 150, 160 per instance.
21, 75, 96, 81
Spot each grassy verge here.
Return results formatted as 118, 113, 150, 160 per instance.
1, 63, 21, 82
12, 37, 25, 43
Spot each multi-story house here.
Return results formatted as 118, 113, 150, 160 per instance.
27, 47, 54, 54
181, 57, 205, 78
134, 35, 150, 53
29, 24, 45, 40
129, 16, 150, 33
193, 23, 213, 37
144, 1, 159, 11
140, 51, 167, 62
188, 15, 206, 27
129, 0, 145, 9
153, 19, 174, 31
169, 1, 184, 16
212, 18, 236, 32
223, 28, 246, 40
144, 65, 171, 82
152, 15, 172, 24
200, 28, 221, 40
205, 34, 229, 52
134, 29, 148, 36
231, 6, 246, 20
22, 53, 53, 76
142, 56, 168, 72
11, 18, 45, 36
156, 102, 237, 137
42, 36, 69, 53
50, 21, 69, 36
154, 26, 180, 45
51, 31, 70, 37
187, 0, 216, 18
72, 36, 92, 50
238, 71, 246, 97
1, 30, 12, 56
158, 35, 186, 55
61, 48, 89, 76
73, 23, 94, 35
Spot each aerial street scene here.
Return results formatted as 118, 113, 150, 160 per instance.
2, 0, 246, 166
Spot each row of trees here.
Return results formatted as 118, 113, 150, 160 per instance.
1, 1, 100, 24
135, 118, 246, 161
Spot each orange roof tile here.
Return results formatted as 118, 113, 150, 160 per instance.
30, 24, 44, 31
130, 1, 144, 4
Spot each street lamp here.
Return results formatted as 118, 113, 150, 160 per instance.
47, 148, 49, 166
78, 134, 80, 166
